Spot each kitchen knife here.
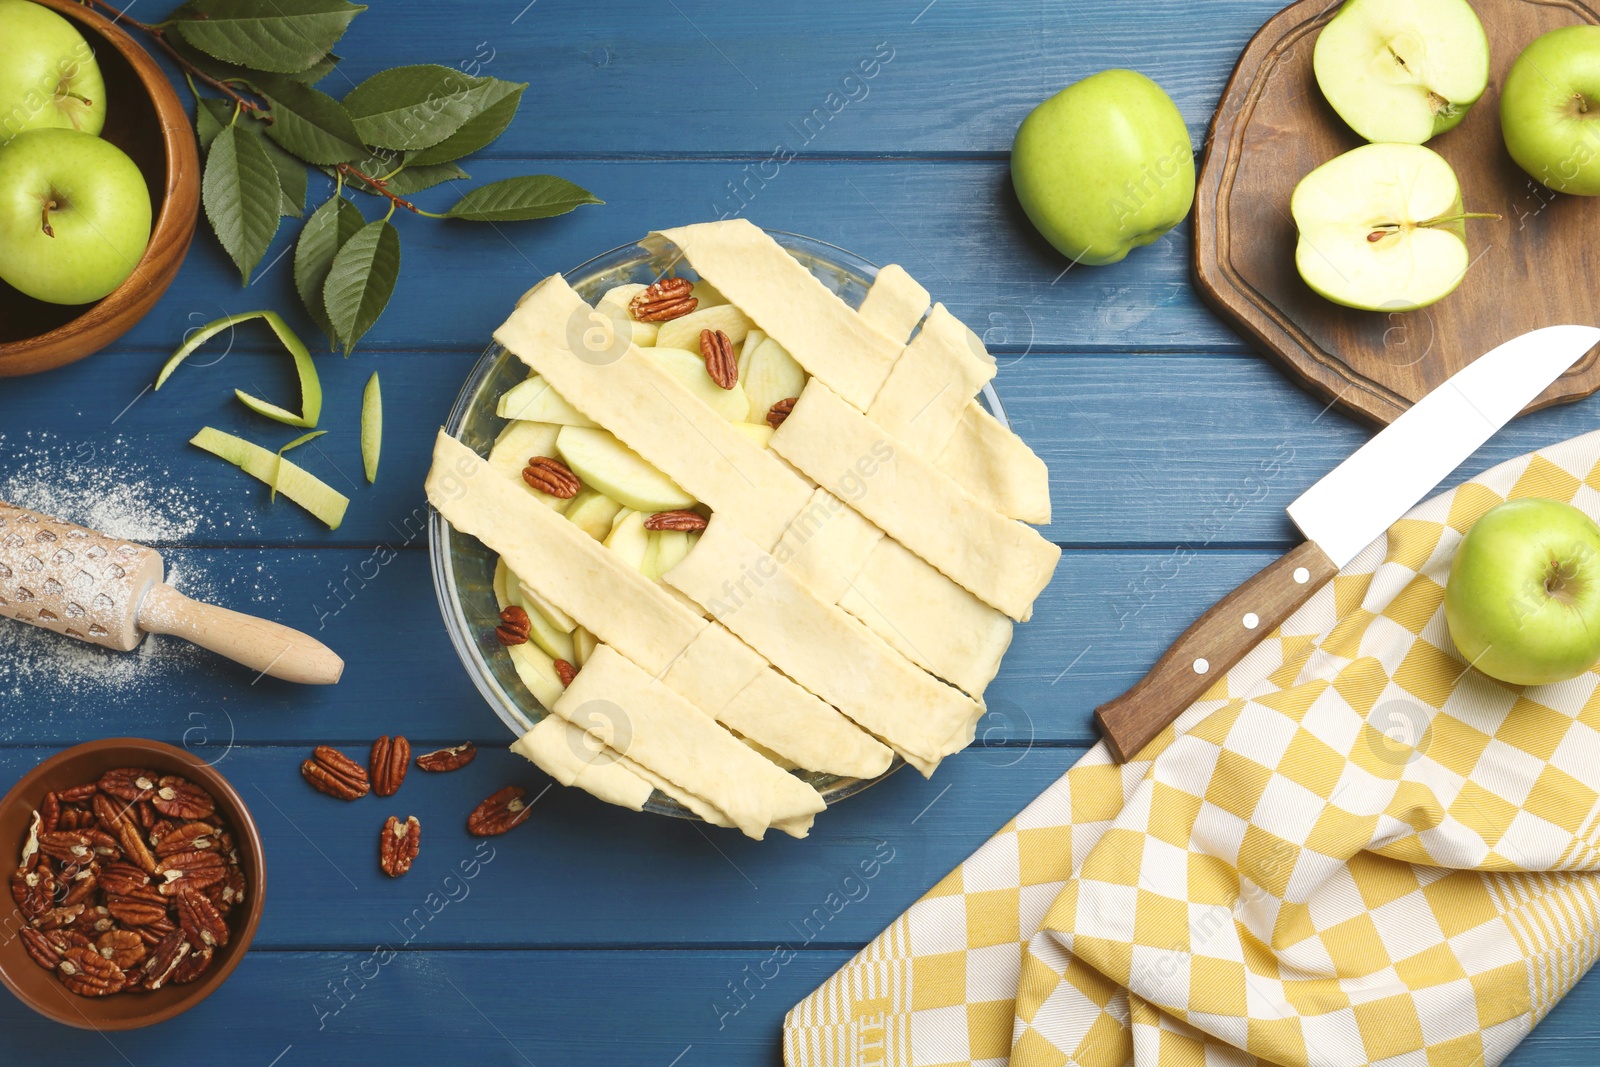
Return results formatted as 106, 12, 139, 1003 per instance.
1095, 324, 1600, 762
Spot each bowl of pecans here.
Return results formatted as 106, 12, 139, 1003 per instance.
0, 738, 264, 1029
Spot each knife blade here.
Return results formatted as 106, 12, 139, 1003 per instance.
1095, 324, 1600, 762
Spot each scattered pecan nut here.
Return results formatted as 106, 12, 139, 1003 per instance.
628, 276, 697, 322
98, 768, 159, 803
467, 787, 534, 837
302, 745, 371, 801
379, 816, 421, 878
57, 946, 126, 996
496, 605, 532, 646
643, 509, 708, 532
152, 776, 215, 820
766, 397, 798, 429
554, 659, 578, 687
521, 456, 582, 499
96, 929, 147, 970
415, 743, 477, 773
370, 735, 411, 798
699, 328, 738, 389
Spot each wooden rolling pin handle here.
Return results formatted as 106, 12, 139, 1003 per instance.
1094, 541, 1339, 763
137, 583, 344, 685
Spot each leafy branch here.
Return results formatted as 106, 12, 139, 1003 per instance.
88, 0, 603, 354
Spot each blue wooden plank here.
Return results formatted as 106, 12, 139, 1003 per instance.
0, 744, 1077, 948
30, 159, 1237, 356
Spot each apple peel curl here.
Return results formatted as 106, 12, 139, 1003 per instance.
155, 310, 324, 429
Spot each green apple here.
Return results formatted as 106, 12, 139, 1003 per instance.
0, 127, 150, 304
1445, 498, 1600, 686
1313, 0, 1488, 145
648, 346, 750, 422
0, 0, 106, 142
1010, 69, 1194, 266
1292, 143, 1494, 312
555, 426, 695, 513
497, 375, 598, 427
1501, 25, 1600, 196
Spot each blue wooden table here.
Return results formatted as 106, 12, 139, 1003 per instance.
2, 1, 1598, 1063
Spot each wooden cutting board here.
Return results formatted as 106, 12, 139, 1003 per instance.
1194, 0, 1600, 427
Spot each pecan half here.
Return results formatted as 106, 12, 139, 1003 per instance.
147, 818, 181, 847
496, 605, 532, 646
644, 509, 708, 532
98, 768, 159, 802
171, 944, 214, 985
136, 800, 157, 831
302, 745, 370, 800
175, 884, 229, 948
155, 849, 227, 896
370, 735, 411, 798
38, 831, 93, 865
380, 816, 421, 878
83, 828, 121, 861
105, 896, 168, 928
34, 904, 85, 931
467, 787, 534, 836
60, 866, 99, 908
96, 929, 147, 970
20, 928, 69, 971
139, 931, 190, 991
154, 822, 217, 858
132, 916, 178, 947
11, 866, 54, 919
109, 812, 157, 874
699, 328, 738, 389
766, 397, 798, 429
58, 945, 126, 997
554, 659, 578, 687
39, 793, 60, 835
56, 807, 94, 832
416, 743, 477, 773
18, 808, 41, 871
152, 776, 215, 820
522, 456, 581, 499
57, 783, 98, 804
628, 277, 697, 322
84, 905, 116, 935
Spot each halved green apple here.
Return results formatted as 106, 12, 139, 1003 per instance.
565, 489, 625, 541
742, 337, 807, 420
1292, 143, 1492, 312
605, 509, 651, 570
1313, 0, 1489, 145
488, 421, 572, 512
557, 426, 695, 512
656, 304, 756, 351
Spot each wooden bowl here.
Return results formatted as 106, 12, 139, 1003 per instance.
0, 0, 200, 377
0, 739, 265, 1029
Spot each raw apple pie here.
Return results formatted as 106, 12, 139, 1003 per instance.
426, 219, 1058, 840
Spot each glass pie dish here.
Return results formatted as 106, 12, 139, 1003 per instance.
429, 230, 1008, 818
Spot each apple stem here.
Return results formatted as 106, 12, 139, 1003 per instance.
40, 199, 56, 239
80, 0, 271, 122
61, 91, 93, 107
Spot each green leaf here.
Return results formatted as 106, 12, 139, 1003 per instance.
197, 99, 304, 216
406, 79, 525, 166
361, 372, 381, 483
294, 193, 366, 345
168, 0, 364, 74
168, 35, 338, 87
201, 125, 282, 283
442, 176, 603, 222
336, 157, 468, 198
191, 426, 349, 529
323, 219, 400, 356
256, 76, 365, 165
232, 311, 324, 428
342, 64, 496, 151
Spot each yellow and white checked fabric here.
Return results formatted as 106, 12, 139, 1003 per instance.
785, 430, 1600, 1067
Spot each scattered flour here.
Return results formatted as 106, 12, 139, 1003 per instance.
0, 433, 271, 719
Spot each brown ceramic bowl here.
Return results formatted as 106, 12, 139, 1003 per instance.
0, 0, 201, 377
0, 739, 265, 1029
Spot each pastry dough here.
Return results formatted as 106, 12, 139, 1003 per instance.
427, 432, 706, 674
552, 645, 826, 840
775, 488, 884, 604
511, 716, 654, 811
839, 536, 1013, 698
770, 381, 1060, 622
939, 401, 1052, 525
656, 220, 905, 411
662, 517, 984, 770
866, 303, 995, 459
495, 276, 812, 549
856, 263, 930, 342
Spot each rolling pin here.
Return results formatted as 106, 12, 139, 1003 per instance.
0, 500, 342, 685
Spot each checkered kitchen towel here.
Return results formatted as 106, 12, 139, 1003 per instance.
785, 430, 1600, 1067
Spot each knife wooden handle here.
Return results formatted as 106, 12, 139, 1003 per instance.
138, 583, 344, 685
1094, 541, 1338, 762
